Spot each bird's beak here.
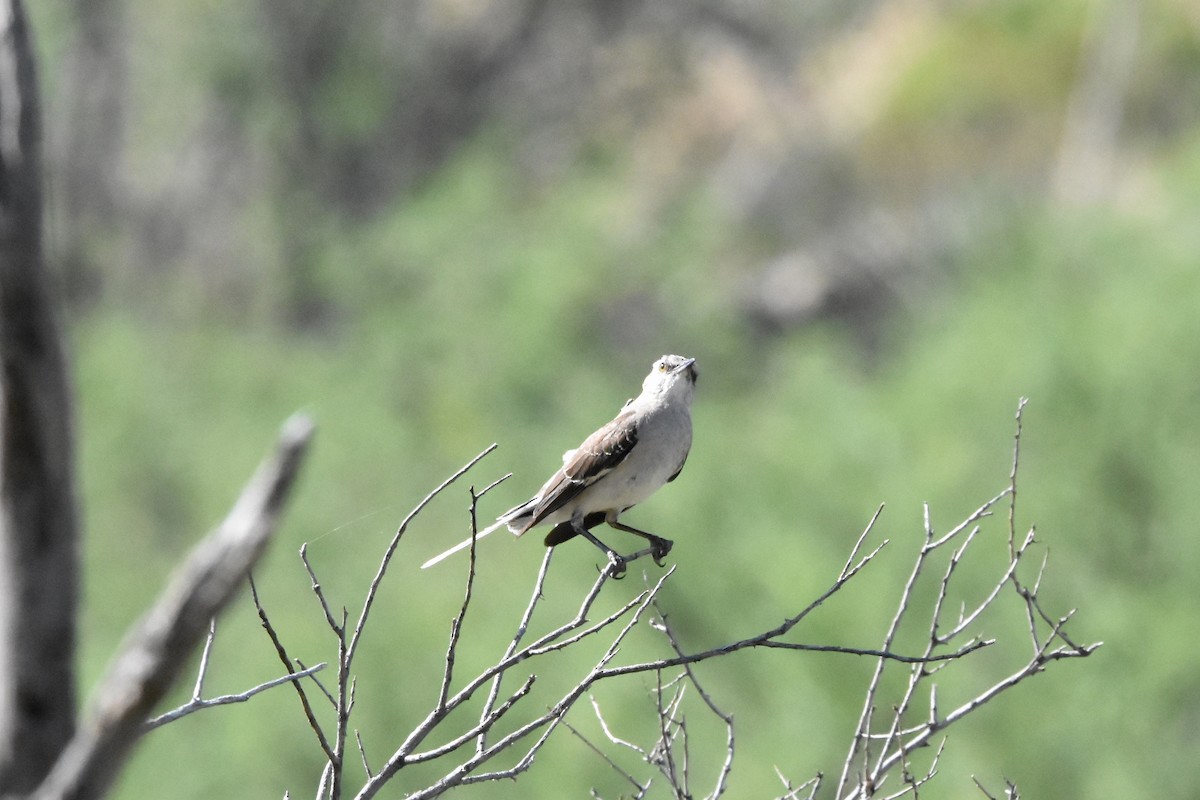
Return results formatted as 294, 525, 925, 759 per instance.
673, 357, 696, 373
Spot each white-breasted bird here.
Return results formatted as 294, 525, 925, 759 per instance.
421, 354, 698, 576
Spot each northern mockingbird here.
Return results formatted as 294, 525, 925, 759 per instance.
421, 354, 698, 576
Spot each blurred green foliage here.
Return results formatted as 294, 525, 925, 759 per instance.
27, 0, 1200, 797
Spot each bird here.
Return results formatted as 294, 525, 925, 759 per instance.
421, 354, 698, 576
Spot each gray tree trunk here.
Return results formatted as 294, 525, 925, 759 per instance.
0, 0, 82, 792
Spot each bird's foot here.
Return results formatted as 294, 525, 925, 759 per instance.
649, 536, 674, 567
605, 551, 628, 580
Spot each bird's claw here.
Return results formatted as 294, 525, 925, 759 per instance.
606, 552, 628, 579
650, 537, 674, 567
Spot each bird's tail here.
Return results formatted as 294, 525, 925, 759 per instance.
420, 517, 511, 569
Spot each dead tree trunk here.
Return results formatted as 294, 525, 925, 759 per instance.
0, 0, 82, 792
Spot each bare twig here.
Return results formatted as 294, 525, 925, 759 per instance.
591, 694, 645, 756
354, 729, 374, 781
559, 712, 650, 797
347, 444, 498, 668
144, 662, 327, 732
437, 483, 489, 712
841, 504, 885, 581
973, 774, 1020, 800
297, 446, 500, 799
300, 543, 344, 637
367, 569, 677, 800
250, 574, 336, 764
193, 619, 218, 699
835, 400, 1100, 800
650, 602, 736, 799
774, 769, 821, 800
1007, 397, 1028, 562
476, 547, 554, 753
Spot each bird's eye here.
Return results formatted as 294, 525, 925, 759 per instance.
657, 361, 667, 372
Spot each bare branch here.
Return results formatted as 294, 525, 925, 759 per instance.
758, 638, 991, 663
927, 488, 1011, 551
841, 504, 885, 581
973, 774, 1020, 800
33, 414, 315, 800
192, 619, 218, 701
315, 760, 334, 800
250, 574, 336, 764
296, 659, 337, 709
835, 399, 1100, 800
406, 675, 537, 765
437, 484, 487, 711
591, 694, 646, 756
300, 543, 344, 637
346, 444, 497, 668
938, 528, 1036, 645
1008, 397, 1029, 562
477, 548, 554, 753
144, 662, 327, 732
774, 769, 821, 800
650, 604, 735, 799
368, 569, 676, 800
560, 712, 649, 797
594, 524, 892, 680
354, 730, 373, 780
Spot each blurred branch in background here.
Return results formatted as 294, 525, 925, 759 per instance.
31, 415, 314, 800
250, 401, 1097, 799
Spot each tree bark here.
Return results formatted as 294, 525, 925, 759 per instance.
0, 0, 82, 793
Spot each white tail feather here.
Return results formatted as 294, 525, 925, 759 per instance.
420, 518, 510, 569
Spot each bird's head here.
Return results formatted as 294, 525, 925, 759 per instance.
642, 354, 698, 403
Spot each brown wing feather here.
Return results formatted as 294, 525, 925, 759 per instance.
522, 410, 638, 530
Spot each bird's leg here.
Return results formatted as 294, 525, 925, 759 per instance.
605, 516, 674, 567
544, 511, 606, 547
573, 521, 627, 579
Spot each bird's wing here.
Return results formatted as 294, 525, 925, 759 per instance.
519, 410, 639, 530
667, 451, 687, 483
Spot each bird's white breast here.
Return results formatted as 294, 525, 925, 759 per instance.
550, 400, 692, 522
